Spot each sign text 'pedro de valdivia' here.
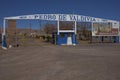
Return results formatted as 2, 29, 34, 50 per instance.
4, 14, 117, 22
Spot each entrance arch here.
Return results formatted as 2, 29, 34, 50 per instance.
2, 14, 120, 49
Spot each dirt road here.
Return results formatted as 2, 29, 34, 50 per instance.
0, 44, 120, 80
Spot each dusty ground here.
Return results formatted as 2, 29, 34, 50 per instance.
0, 44, 120, 80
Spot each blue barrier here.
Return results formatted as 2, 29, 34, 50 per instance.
53, 32, 77, 45
2, 35, 7, 48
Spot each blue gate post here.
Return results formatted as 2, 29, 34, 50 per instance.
2, 34, 7, 48
2, 19, 7, 49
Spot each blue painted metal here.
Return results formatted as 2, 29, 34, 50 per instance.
52, 32, 77, 45
2, 35, 7, 48
56, 34, 67, 45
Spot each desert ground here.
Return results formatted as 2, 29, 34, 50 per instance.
0, 43, 120, 80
